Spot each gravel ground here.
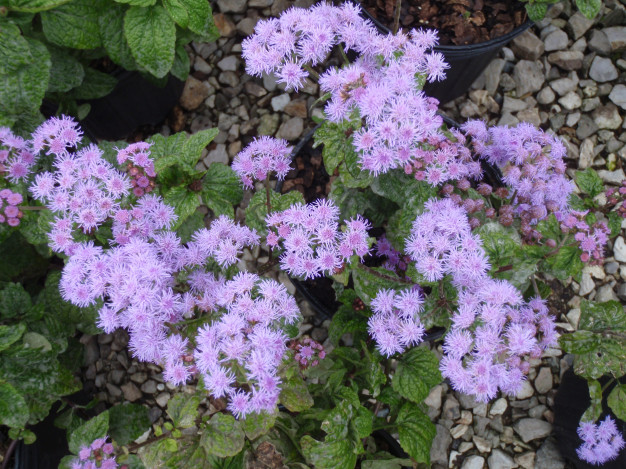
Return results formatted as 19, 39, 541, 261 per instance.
79, 1, 626, 467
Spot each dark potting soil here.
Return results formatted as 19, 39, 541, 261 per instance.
360, 0, 528, 45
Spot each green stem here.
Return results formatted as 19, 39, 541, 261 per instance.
18, 206, 48, 211
303, 64, 319, 81
336, 44, 350, 65
392, 0, 402, 35
356, 263, 413, 285
601, 377, 616, 395
372, 424, 396, 432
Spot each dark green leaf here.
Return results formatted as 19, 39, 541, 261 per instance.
351, 266, 407, 305
396, 402, 436, 465
607, 384, 626, 421
40, 0, 103, 49
201, 162, 243, 218
0, 283, 32, 319
115, 0, 156, 5
245, 190, 305, 236
581, 379, 602, 423
607, 212, 622, 238
124, 5, 176, 78
109, 403, 151, 445
163, 185, 200, 228
525, 2, 548, 21
279, 361, 314, 412
7, 0, 71, 12
353, 406, 373, 439
362, 456, 414, 469
149, 132, 188, 173
166, 393, 200, 429
242, 411, 277, 440
328, 304, 367, 346
163, 0, 209, 34
200, 412, 244, 458
300, 436, 357, 469
46, 47, 85, 93
371, 170, 437, 207
99, 5, 137, 71
0, 322, 27, 352
576, 168, 604, 198
392, 346, 442, 403
579, 300, 626, 331
544, 245, 584, 281
69, 67, 117, 100
176, 208, 206, 243
183, 128, 219, 163
313, 117, 360, 175
171, 41, 190, 81
0, 380, 29, 428
576, 0, 602, 19
0, 19, 33, 74
68, 411, 109, 454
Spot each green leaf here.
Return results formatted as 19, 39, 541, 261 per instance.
353, 406, 373, 439
245, 190, 305, 236
0, 380, 29, 428
607, 212, 622, 238
22, 332, 52, 352
351, 266, 407, 305
576, 0, 602, 19
581, 379, 603, 423
579, 300, 626, 331
392, 346, 442, 404
46, 46, 85, 93
544, 245, 584, 281
176, 208, 206, 243
163, 0, 210, 35
0, 283, 32, 319
241, 411, 277, 440
201, 162, 243, 218
40, 0, 103, 49
149, 132, 188, 173
0, 19, 33, 75
525, 2, 548, 21
396, 402, 436, 465
171, 41, 190, 81
576, 168, 604, 198
109, 403, 151, 445
362, 457, 415, 469
69, 67, 117, 100
0, 322, 27, 352
371, 170, 437, 207
313, 117, 360, 175
328, 303, 368, 346
166, 393, 200, 429
115, 0, 156, 5
184, 128, 219, 162
98, 5, 137, 71
124, 5, 176, 78
68, 411, 109, 454
279, 361, 314, 412
608, 384, 626, 421
163, 185, 200, 228
0, 37, 50, 126
200, 412, 244, 458
7, 0, 72, 13
300, 436, 357, 469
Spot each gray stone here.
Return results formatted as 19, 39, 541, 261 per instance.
550, 77, 577, 96
443, 395, 461, 420
110, 369, 125, 385
236, 17, 258, 36
599, 169, 626, 184
83, 337, 99, 366
596, 285, 618, 302
257, 113, 280, 136
581, 97, 601, 112
218, 71, 239, 88
140, 380, 157, 394
204, 143, 229, 166
502, 96, 527, 113
193, 56, 212, 74
605, 261, 619, 275
180, 77, 209, 111
544, 29, 569, 51
535, 439, 565, 469
155, 392, 170, 408
262, 73, 278, 92
516, 380, 534, 399
487, 449, 516, 469
277, 117, 304, 141
217, 113, 238, 131
513, 60, 545, 96
593, 104, 623, 129
566, 111, 581, 127
462, 455, 485, 469
589, 30, 612, 55
216, 0, 246, 13
483, 59, 505, 95
567, 12, 595, 40
537, 87, 556, 104
121, 382, 142, 402
217, 55, 239, 72
529, 404, 548, 419
618, 283, 626, 301
517, 108, 541, 126
604, 26, 626, 52
430, 424, 452, 466
579, 272, 595, 296
609, 84, 626, 110
614, 236, 626, 262
244, 81, 267, 97
105, 383, 122, 398
534, 367, 553, 394
513, 418, 553, 443
589, 56, 619, 82
558, 91, 582, 110
311, 327, 327, 342
579, 138, 595, 169
213, 13, 236, 37
271, 93, 291, 112
424, 384, 443, 410
515, 452, 535, 469
576, 114, 598, 139
511, 31, 545, 60
548, 51, 584, 70
249, 0, 273, 6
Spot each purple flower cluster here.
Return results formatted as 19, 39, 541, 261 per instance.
367, 287, 425, 357
407, 198, 557, 401
0, 127, 38, 182
116, 142, 157, 197
110, 194, 177, 246
576, 416, 625, 465
290, 337, 326, 369
375, 235, 410, 273
606, 181, 626, 218
242, 2, 372, 91
192, 273, 300, 417
0, 189, 23, 226
462, 120, 573, 230
72, 437, 118, 469
557, 210, 610, 264
266, 199, 371, 279
232, 136, 292, 188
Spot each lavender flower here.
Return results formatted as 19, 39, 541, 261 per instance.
0, 188, 23, 226
0, 127, 39, 183
71, 436, 118, 469
232, 136, 292, 188
576, 416, 625, 465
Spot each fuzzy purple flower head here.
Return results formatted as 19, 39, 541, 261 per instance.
232, 136, 292, 188
576, 416, 625, 465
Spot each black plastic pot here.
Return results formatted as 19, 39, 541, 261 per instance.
80, 71, 184, 141
553, 368, 626, 468
359, 5, 532, 104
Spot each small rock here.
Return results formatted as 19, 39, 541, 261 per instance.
567, 12, 595, 40
588, 30, 612, 55
596, 284, 618, 302
462, 455, 485, 469
263, 73, 278, 92
121, 382, 142, 402
537, 87, 555, 104
155, 392, 171, 408
450, 423, 469, 439
483, 58, 506, 95
425, 384, 443, 410
218, 71, 239, 88
514, 452, 535, 469
566, 111, 581, 127
204, 143, 229, 166
502, 96, 527, 113
517, 108, 541, 126
534, 368, 553, 394
216, 0, 246, 13
140, 380, 157, 394
582, 97, 601, 112
578, 138, 594, 169
236, 17, 258, 36
576, 114, 598, 139
589, 56, 619, 82
515, 380, 534, 400
244, 81, 268, 97
615, 237, 626, 262
488, 449, 516, 469
430, 424, 452, 466
443, 396, 461, 420
550, 77, 577, 96
609, 84, 626, 110
604, 26, 626, 52
271, 93, 291, 112
579, 272, 595, 296
277, 117, 304, 141
284, 99, 308, 118
472, 435, 492, 453
558, 91, 582, 110
544, 29, 568, 51
535, 439, 565, 469
511, 31, 545, 60
105, 383, 122, 398
83, 337, 99, 366
593, 104, 623, 129
598, 168, 626, 184
180, 77, 209, 111
257, 113, 280, 136
529, 404, 548, 419
547, 51, 584, 70
513, 418, 553, 443
110, 369, 125, 385
213, 13, 236, 37
489, 398, 508, 416
513, 60, 545, 96
311, 327, 327, 342
217, 55, 239, 72
249, 0, 273, 6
